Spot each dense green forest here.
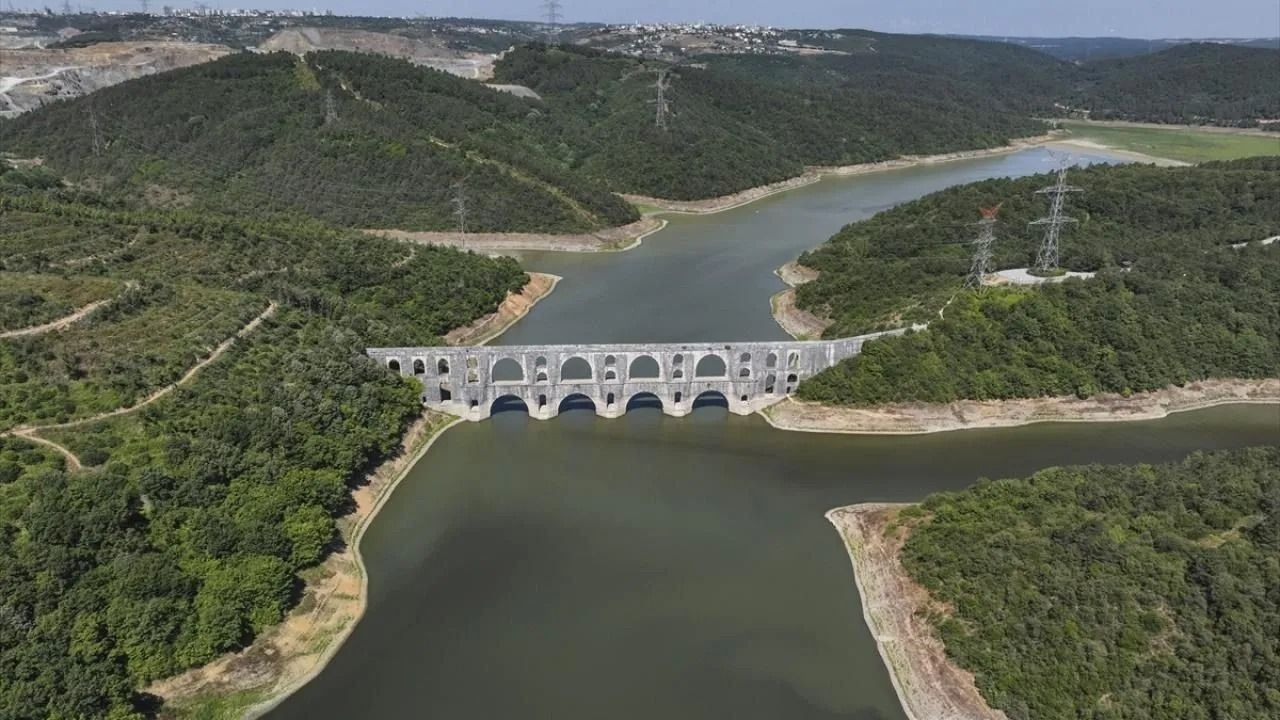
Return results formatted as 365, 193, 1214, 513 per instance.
1069, 43, 1280, 125
3, 39, 1273, 221
898, 447, 1280, 720
780, 32, 1280, 126
0, 173, 527, 717
795, 157, 1280, 404
798, 157, 1280, 335
0, 51, 637, 233
0, 43, 1051, 210
493, 44, 1047, 199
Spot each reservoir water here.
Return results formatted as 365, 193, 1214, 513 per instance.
268, 148, 1280, 719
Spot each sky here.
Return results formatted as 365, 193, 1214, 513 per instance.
63, 1, 1280, 39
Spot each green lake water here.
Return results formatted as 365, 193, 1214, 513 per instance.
268, 148, 1279, 719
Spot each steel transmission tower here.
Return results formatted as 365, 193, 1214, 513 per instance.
541, 0, 562, 38
451, 178, 469, 234
965, 204, 1001, 289
324, 89, 339, 124
86, 104, 104, 156
1029, 155, 1082, 272
651, 69, 672, 131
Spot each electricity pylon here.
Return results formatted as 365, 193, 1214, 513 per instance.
965, 204, 1001, 289
651, 69, 672, 131
1030, 153, 1082, 272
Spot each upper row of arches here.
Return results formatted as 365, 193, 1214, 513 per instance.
386, 350, 800, 382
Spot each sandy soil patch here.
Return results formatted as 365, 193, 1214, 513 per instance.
150, 411, 461, 719
368, 217, 665, 254
1045, 139, 1189, 167
762, 378, 1280, 435
0, 42, 230, 116
622, 134, 1060, 214
443, 271, 560, 346
987, 267, 1096, 286
260, 27, 496, 80
827, 504, 1006, 720
775, 260, 820, 287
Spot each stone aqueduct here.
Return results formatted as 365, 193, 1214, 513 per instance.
367, 329, 909, 421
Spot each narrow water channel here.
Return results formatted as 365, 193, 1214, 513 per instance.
268, 148, 1280, 719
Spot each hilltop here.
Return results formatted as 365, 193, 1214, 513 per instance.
492, 44, 1046, 200
790, 157, 1280, 406
898, 447, 1280, 720
1068, 43, 1280, 125
0, 169, 534, 717
3, 36, 1275, 231
0, 51, 638, 233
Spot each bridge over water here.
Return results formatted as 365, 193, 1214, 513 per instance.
368, 328, 910, 421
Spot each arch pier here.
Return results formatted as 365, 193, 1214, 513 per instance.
367, 330, 911, 422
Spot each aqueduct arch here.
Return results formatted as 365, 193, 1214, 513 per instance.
369, 329, 912, 422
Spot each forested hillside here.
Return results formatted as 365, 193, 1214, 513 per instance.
493, 44, 1047, 199
0, 171, 527, 718
4, 38, 1272, 222
1069, 43, 1280, 125
0, 51, 638, 233
762, 32, 1279, 127
897, 447, 1280, 720
794, 157, 1280, 405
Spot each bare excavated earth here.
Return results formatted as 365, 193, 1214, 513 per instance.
0, 41, 232, 117
260, 27, 499, 81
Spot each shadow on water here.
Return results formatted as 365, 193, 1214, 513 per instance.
490, 396, 530, 415
626, 392, 664, 412
692, 390, 729, 410
558, 393, 598, 414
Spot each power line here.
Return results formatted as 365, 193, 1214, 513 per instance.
964, 204, 1001, 290
323, 89, 339, 125
1029, 153, 1082, 272
541, 0, 562, 38
86, 104, 103, 157
650, 68, 671, 131
451, 177, 468, 234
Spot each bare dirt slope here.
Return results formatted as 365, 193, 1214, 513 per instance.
260, 27, 497, 80
827, 504, 1007, 720
0, 41, 231, 116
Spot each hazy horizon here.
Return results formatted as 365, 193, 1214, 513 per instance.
37, 1, 1280, 41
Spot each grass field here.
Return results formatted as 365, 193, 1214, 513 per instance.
1062, 122, 1280, 164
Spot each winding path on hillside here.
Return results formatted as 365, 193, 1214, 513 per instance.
2, 301, 278, 470
0, 281, 139, 339
0, 298, 114, 339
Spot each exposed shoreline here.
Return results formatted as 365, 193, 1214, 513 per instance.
372, 133, 1062, 257
1044, 138, 1189, 166
443, 271, 560, 346
770, 260, 830, 340
760, 378, 1280, 435
149, 274, 560, 717
367, 217, 666, 255
150, 410, 462, 718
826, 504, 1006, 720
623, 133, 1060, 215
